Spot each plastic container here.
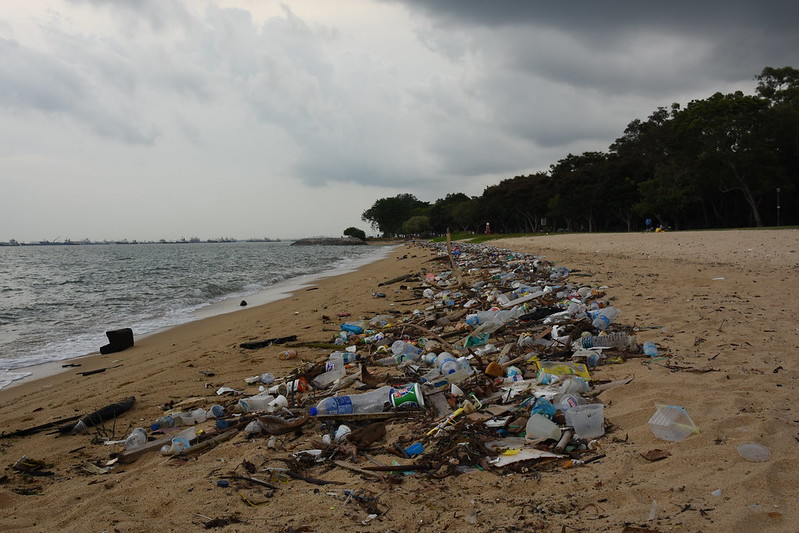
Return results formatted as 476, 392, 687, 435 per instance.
591, 307, 620, 330
642, 341, 658, 357
329, 351, 359, 366
312, 358, 346, 388
559, 377, 590, 394
151, 408, 207, 430
580, 331, 630, 349
208, 405, 226, 418
738, 442, 770, 462
436, 352, 460, 375
391, 340, 422, 358
389, 383, 425, 409
236, 394, 275, 413
565, 403, 605, 439
525, 414, 562, 441
310, 385, 392, 416
124, 427, 148, 450
648, 404, 699, 442
554, 393, 587, 412
159, 427, 197, 455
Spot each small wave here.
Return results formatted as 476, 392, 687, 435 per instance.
0, 370, 33, 390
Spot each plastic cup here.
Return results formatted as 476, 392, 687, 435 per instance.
565, 403, 605, 439
389, 383, 425, 409
525, 414, 562, 441
267, 395, 288, 412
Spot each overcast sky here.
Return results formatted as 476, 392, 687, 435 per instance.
1, 1, 796, 241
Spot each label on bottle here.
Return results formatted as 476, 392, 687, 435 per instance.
330, 396, 354, 414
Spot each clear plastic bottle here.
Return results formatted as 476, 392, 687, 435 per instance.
642, 341, 658, 357
580, 331, 630, 349
391, 340, 422, 358
591, 307, 620, 330
124, 427, 148, 450
435, 352, 460, 375
309, 385, 392, 415
329, 351, 360, 366
159, 427, 197, 455
151, 408, 207, 430
559, 377, 590, 394
235, 394, 276, 413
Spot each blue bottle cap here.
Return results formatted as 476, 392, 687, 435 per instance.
309, 407, 318, 416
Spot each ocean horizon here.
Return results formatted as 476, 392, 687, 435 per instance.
0, 241, 395, 389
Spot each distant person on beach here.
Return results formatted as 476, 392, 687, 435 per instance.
485, 222, 491, 235
645, 218, 653, 232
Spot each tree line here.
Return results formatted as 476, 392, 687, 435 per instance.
362, 67, 798, 236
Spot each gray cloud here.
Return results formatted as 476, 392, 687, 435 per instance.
2, 0, 796, 243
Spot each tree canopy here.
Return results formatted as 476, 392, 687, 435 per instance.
362, 67, 799, 234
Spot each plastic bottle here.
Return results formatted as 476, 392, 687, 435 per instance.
208, 405, 226, 418
329, 351, 360, 366
151, 408, 208, 430
391, 340, 422, 358
580, 331, 630, 349
559, 377, 590, 394
435, 352, 460, 375
591, 307, 620, 330
235, 394, 276, 413
309, 385, 392, 416
642, 341, 658, 357
124, 427, 148, 450
159, 427, 197, 455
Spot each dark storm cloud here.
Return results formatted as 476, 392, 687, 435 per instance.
387, 0, 799, 84
377, 0, 799, 171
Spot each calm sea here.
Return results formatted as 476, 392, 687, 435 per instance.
0, 242, 393, 389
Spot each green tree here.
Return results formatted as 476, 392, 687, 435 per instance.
342, 227, 366, 240
402, 215, 432, 236
361, 194, 429, 237
672, 91, 782, 226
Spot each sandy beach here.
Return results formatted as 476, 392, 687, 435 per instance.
0, 230, 797, 532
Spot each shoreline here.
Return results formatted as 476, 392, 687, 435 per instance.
1, 243, 398, 391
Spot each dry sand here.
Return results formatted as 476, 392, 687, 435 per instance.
0, 230, 797, 532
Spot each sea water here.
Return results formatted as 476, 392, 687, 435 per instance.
0, 242, 393, 389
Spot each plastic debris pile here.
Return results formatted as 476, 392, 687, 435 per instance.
14, 241, 698, 522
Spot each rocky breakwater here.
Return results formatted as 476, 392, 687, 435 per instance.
290, 237, 367, 246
